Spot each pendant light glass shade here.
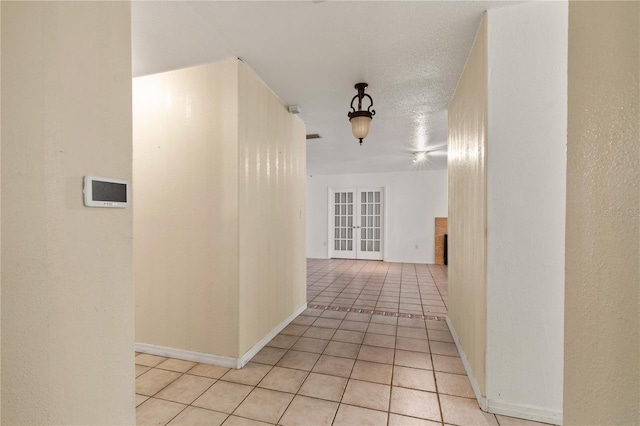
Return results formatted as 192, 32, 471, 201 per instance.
347, 83, 375, 145
350, 115, 372, 140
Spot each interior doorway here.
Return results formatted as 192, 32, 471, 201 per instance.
329, 187, 384, 260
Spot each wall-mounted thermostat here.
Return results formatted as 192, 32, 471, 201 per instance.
83, 176, 130, 208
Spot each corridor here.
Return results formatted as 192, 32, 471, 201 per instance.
135, 260, 550, 426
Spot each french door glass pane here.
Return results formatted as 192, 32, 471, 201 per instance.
333, 189, 382, 258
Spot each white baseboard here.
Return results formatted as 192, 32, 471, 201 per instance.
237, 302, 307, 368
487, 399, 562, 425
136, 302, 308, 369
446, 316, 562, 425
135, 342, 238, 368
446, 315, 488, 411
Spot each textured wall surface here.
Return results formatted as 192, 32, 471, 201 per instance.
447, 14, 488, 398
564, 2, 640, 424
306, 170, 448, 263
485, 3, 567, 422
237, 61, 307, 355
1, 2, 134, 424
0, 4, 3, 419
133, 60, 240, 357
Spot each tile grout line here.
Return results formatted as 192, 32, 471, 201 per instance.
287, 306, 352, 426
329, 302, 382, 426
424, 318, 446, 426
137, 260, 528, 426
136, 360, 205, 426
427, 263, 448, 315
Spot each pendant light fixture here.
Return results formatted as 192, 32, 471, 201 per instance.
348, 83, 375, 145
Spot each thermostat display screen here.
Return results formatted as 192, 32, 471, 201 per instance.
92, 180, 127, 202
83, 175, 130, 208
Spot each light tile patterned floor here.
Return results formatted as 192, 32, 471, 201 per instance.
135, 259, 551, 426
306, 259, 449, 317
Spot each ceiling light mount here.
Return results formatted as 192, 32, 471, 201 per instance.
348, 83, 376, 145
413, 151, 427, 163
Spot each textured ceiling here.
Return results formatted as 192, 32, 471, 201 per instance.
132, 1, 517, 175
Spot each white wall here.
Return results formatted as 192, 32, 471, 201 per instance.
307, 170, 447, 263
486, 2, 567, 423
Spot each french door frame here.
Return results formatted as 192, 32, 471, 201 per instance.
328, 186, 386, 260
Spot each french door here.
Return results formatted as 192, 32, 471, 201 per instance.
330, 187, 384, 260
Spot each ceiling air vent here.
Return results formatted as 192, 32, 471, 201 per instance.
306, 134, 322, 140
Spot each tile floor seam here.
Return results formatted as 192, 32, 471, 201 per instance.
136, 367, 185, 398
270, 305, 354, 425
428, 264, 448, 311
425, 319, 446, 426
148, 397, 188, 426
385, 309, 399, 426
142, 361, 226, 425
136, 260, 553, 426
409, 263, 432, 322
266, 359, 313, 425
321, 308, 363, 426
225, 363, 277, 424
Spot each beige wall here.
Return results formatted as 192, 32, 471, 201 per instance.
1, 2, 134, 424
134, 59, 306, 360
134, 60, 240, 357
564, 2, 640, 423
237, 62, 307, 354
0, 3, 3, 418
447, 15, 488, 397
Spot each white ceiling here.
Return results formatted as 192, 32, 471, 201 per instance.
132, 1, 515, 176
